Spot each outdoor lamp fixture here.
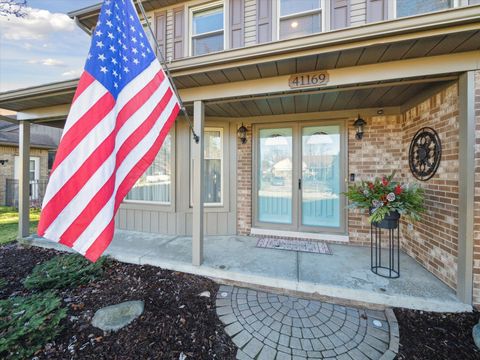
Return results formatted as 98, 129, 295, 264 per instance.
237, 123, 248, 144
0, 159, 8, 165
354, 115, 366, 140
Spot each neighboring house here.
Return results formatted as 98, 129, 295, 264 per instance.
0, 117, 62, 206
0, 0, 479, 308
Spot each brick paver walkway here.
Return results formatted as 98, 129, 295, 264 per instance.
216, 286, 399, 360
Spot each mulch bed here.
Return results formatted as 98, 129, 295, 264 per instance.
394, 308, 480, 360
0, 243, 236, 360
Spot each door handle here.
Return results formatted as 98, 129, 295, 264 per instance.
298, 179, 302, 190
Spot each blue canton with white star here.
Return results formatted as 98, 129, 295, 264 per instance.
85, 0, 156, 99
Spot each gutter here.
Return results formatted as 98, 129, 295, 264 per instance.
0, 115, 18, 124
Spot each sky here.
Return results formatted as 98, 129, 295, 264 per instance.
0, 0, 100, 92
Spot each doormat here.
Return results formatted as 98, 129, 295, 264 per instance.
256, 237, 332, 255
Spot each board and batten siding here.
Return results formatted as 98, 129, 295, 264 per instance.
116, 120, 237, 236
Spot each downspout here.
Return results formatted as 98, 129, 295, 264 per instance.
74, 16, 93, 36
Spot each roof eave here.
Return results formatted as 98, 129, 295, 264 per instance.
0, 79, 79, 104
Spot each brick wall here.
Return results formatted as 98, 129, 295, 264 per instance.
473, 70, 480, 305
0, 145, 49, 206
235, 84, 461, 292
237, 123, 252, 235
400, 84, 459, 290
347, 84, 459, 289
347, 114, 404, 246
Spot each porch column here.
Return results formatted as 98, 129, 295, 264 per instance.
18, 120, 30, 238
457, 71, 475, 303
192, 101, 204, 266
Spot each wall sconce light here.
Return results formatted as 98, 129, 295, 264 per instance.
0, 159, 8, 165
237, 123, 248, 144
354, 115, 366, 140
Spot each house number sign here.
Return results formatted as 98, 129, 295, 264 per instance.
288, 71, 329, 89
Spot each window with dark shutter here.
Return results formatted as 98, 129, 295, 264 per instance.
230, 0, 244, 49
256, 0, 272, 44
154, 11, 166, 58
367, 0, 387, 23
331, 0, 349, 30
173, 7, 184, 59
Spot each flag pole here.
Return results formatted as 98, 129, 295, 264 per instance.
135, 0, 200, 144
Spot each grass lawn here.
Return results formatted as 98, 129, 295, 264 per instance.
0, 207, 40, 245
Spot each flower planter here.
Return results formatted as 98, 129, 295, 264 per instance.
371, 210, 400, 229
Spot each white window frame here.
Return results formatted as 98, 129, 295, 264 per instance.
188, 0, 226, 57
123, 127, 175, 208
276, 0, 325, 41
392, 0, 460, 19
190, 127, 224, 207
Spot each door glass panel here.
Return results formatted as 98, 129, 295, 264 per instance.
301, 125, 341, 228
258, 128, 293, 224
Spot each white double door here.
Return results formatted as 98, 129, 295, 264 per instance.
254, 121, 346, 233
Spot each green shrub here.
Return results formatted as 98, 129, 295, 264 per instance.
0, 291, 67, 360
23, 254, 106, 290
0, 278, 6, 289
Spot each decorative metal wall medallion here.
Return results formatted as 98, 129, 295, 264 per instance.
409, 127, 441, 181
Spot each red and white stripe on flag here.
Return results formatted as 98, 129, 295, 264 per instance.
38, 0, 180, 261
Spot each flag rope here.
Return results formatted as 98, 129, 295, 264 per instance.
135, 0, 200, 144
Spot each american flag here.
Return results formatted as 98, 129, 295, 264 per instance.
38, 0, 180, 261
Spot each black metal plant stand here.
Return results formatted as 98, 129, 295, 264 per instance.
370, 214, 400, 279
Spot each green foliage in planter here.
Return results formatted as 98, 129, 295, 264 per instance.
344, 172, 425, 223
23, 254, 106, 290
0, 277, 6, 289
0, 291, 67, 360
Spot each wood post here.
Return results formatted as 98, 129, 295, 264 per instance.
18, 120, 30, 238
457, 71, 475, 304
192, 101, 204, 266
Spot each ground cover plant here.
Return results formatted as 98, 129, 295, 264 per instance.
0, 206, 39, 245
0, 244, 237, 359
23, 254, 106, 290
0, 291, 67, 360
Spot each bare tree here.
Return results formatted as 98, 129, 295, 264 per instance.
0, 0, 27, 17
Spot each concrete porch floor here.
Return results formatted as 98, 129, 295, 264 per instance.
29, 230, 471, 312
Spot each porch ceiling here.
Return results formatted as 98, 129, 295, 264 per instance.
173, 30, 480, 89
190, 78, 455, 118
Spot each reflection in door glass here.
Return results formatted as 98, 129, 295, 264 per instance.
258, 128, 293, 224
302, 126, 341, 228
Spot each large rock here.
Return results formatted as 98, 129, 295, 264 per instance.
92, 300, 144, 331
473, 323, 480, 349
